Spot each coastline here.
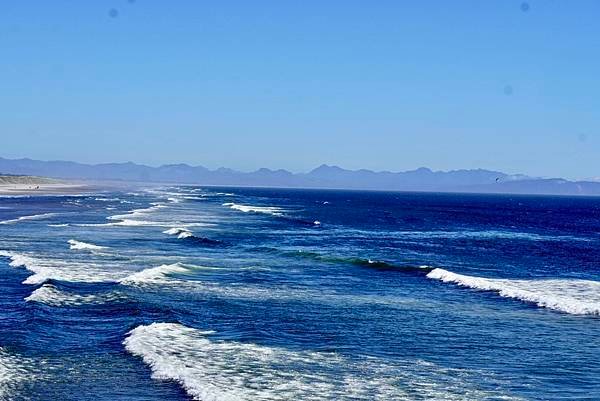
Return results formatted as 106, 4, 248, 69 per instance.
0, 183, 91, 196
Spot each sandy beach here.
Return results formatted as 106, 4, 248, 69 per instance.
0, 182, 91, 195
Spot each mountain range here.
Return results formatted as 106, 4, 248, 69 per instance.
1, 157, 599, 195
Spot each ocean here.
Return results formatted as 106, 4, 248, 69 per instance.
0, 187, 599, 400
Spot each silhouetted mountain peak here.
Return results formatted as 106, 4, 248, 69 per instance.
309, 164, 346, 174
0, 156, 597, 195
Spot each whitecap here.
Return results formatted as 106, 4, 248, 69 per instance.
68, 239, 107, 251
107, 204, 168, 221
0, 250, 125, 285
427, 268, 600, 315
119, 263, 192, 285
25, 284, 126, 306
162, 226, 195, 239
124, 323, 522, 401
223, 202, 284, 216
0, 213, 58, 225
163, 227, 189, 236
76, 220, 212, 229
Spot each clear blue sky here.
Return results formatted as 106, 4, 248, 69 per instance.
1, 1, 598, 179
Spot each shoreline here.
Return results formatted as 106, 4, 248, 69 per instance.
0, 183, 92, 195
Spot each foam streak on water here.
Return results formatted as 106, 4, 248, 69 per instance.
0, 250, 126, 285
124, 323, 520, 401
223, 202, 284, 216
25, 284, 126, 306
0, 213, 58, 225
427, 268, 600, 315
68, 239, 107, 251
0, 348, 34, 400
119, 263, 192, 285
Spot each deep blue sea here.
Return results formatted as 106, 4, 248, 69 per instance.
1, 187, 599, 400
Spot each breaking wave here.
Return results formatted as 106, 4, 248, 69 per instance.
163, 227, 222, 245
76, 219, 177, 228
0, 213, 58, 225
25, 284, 127, 307
68, 239, 107, 251
427, 268, 600, 316
223, 202, 284, 216
119, 263, 194, 286
124, 322, 521, 401
163, 227, 189, 236
107, 204, 168, 221
0, 250, 125, 285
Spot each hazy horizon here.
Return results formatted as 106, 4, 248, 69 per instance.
1, 155, 596, 182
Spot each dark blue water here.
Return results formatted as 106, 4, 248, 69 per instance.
1, 187, 599, 400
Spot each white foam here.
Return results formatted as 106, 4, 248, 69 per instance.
124, 323, 521, 401
94, 197, 121, 202
0, 213, 58, 225
223, 202, 284, 216
81, 201, 211, 229
177, 231, 193, 239
0, 348, 33, 399
107, 204, 168, 221
76, 220, 212, 229
427, 268, 600, 315
163, 227, 189, 236
76, 219, 171, 228
68, 239, 107, 251
119, 263, 191, 285
0, 250, 124, 285
25, 284, 126, 306
48, 223, 69, 227
163, 227, 198, 239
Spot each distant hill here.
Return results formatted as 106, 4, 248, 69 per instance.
0, 174, 60, 186
1, 157, 599, 195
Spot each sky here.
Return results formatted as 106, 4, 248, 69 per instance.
0, 1, 598, 179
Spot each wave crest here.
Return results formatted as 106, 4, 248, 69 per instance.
223, 202, 284, 216
25, 284, 126, 306
0, 213, 58, 225
119, 263, 192, 285
427, 268, 600, 316
124, 322, 521, 401
163, 227, 222, 245
0, 250, 123, 285
68, 239, 107, 251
